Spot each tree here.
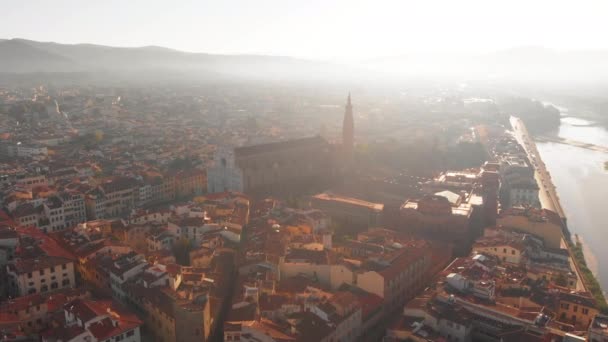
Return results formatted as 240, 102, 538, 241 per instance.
554, 273, 568, 287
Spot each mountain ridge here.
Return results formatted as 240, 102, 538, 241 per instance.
3, 38, 608, 82
0, 38, 345, 81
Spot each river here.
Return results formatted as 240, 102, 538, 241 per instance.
535, 112, 608, 290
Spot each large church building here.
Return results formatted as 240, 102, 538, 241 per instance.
207, 94, 354, 195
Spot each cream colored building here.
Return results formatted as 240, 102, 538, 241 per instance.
472, 243, 524, 264
497, 208, 563, 249
7, 257, 76, 297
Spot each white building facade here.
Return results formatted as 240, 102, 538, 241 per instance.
207, 147, 244, 193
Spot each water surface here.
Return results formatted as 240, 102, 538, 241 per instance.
536, 115, 608, 288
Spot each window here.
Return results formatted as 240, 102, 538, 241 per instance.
126, 330, 134, 337
582, 308, 589, 315
573, 305, 578, 313
62, 264, 67, 270
40, 269, 45, 276
28, 272, 33, 279
511, 250, 516, 255
503, 248, 507, 253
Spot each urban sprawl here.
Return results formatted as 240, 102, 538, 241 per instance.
0, 86, 604, 342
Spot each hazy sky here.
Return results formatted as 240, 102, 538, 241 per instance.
3, 0, 608, 60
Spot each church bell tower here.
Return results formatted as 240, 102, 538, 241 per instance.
342, 93, 354, 163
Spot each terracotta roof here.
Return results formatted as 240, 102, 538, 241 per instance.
227, 301, 257, 322
13, 203, 42, 218
99, 176, 136, 194
290, 311, 333, 342
377, 248, 428, 281
0, 293, 45, 314
9, 255, 72, 274
58, 299, 142, 341
259, 293, 290, 312
249, 320, 296, 341
558, 292, 596, 308
88, 316, 138, 340
277, 275, 315, 294
284, 248, 329, 264
313, 192, 384, 211
65, 298, 99, 322
0, 227, 18, 239
235, 136, 326, 157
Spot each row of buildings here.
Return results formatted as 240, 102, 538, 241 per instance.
220, 196, 455, 342
387, 222, 600, 341
382, 121, 603, 341
0, 191, 251, 341
493, 132, 541, 209
3, 170, 205, 233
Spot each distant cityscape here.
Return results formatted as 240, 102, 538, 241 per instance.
0, 79, 605, 342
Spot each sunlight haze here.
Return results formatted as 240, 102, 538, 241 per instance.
3, 0, 608, 60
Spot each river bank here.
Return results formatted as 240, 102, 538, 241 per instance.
534, 112, 608, 294
578, 235, 599, 277
512, 112, 608, 309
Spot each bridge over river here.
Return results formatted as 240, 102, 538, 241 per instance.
536, 135, 608, 154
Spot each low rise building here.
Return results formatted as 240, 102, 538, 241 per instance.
0, 227, 19, 265
497, 207, 564, 250
399, 193, 474, 250
557, 292, 598, 329
106, 252, 148, 302
311, 192, 383, 228
7, 256, 76, 297
6, 230, 77, 298
41, 298, 143, 342
0, 288, 89, 336
85, 177, 137, 220
588, 314, 608, 342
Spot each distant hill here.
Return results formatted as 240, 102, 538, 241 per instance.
0, 39, 77, 72
0, 38, 352, 81
4, 39, 608, 83
364, 46, 608, 82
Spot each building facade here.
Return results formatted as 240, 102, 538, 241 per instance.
208, 137, 331, 194
7, 257, 76, 297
